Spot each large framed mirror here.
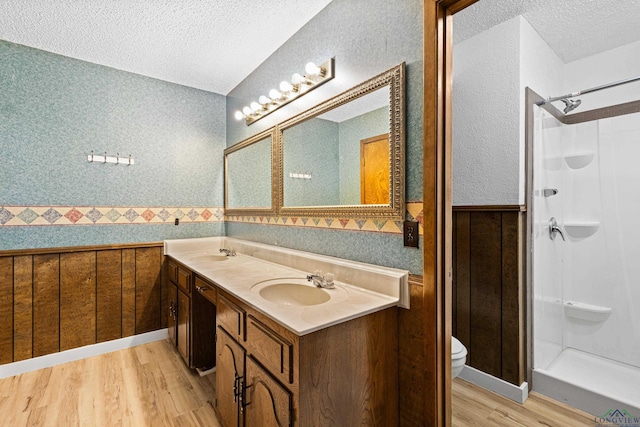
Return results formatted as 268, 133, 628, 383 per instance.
224, 128, 276, 216
275, 62, 405, 219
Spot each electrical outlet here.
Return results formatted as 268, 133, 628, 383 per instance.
174, 218, 179, 226
403, 220, 419, 248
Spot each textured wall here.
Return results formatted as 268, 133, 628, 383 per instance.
224, 0, 423, 274
0, 40, 226, 250
452, 17, 521, 206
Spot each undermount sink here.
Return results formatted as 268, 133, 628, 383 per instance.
257, 281, 331, 306
189, 253, 228, 262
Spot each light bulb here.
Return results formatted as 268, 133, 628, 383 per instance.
269, 89, 281, 100
258, 95, 270, 105
250, 102, 261, 112
305, 62, 322, 76
279, 81, 293, 93
291, 73, 306, 85
234, 111, 244, 120
242, 106, 252, 116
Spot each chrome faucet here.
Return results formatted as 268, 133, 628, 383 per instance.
306, 270, 335, 289
219, 248, 236, 256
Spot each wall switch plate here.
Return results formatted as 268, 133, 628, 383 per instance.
403, 220, 419, 248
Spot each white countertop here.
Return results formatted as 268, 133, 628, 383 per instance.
164, 237, 409, 336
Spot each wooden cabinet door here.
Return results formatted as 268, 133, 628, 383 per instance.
192, 282, 216, 370
177, 289, 190, 365
217, 327, 245, 427
244, 355, 292, 427
168, 282, 177, 347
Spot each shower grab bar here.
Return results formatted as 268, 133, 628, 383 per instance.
536, 74, 640, 106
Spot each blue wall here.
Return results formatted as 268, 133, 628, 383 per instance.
225, 0, 424, 273
0, 40, 226, 250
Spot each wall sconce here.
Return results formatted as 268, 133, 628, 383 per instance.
235, 58, 335, 125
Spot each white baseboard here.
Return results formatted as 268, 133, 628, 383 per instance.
0, 329, 168, 379
458, 365, 529, 404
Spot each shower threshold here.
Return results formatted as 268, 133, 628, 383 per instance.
533, 348, 640, 417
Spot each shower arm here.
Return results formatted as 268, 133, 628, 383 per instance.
536, 74, 640, 106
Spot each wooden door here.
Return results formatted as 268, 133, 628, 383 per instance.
360, 134, 390, 204
217, 327, 245, 427
177, 289, 190, 365
168, 283, 177, 347
244, 355, 292, 427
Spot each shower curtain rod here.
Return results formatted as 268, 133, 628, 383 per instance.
536, 74, 640, 106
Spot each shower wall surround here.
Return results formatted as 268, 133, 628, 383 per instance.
0, 40, 226, 250
225, 0, 424, 274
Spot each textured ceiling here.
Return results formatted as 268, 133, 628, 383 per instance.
454, 0, 640, 63
0, 0, 332, 94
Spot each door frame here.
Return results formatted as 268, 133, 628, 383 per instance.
423, 0, 478, 424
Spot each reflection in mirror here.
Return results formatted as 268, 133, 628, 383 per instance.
277, 63, 405, 219
224, 129, 275, 215
282, 87, 390, 207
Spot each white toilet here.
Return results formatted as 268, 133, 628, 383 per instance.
451, 337, 468, 379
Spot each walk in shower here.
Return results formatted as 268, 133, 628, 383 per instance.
530, 78, 640, 417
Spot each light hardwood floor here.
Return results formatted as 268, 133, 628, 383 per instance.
0, 340, 220, 427
452, 377, 595, 426
0, 340, 595, 426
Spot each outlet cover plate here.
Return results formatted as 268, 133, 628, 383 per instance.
403, 220, 419, 248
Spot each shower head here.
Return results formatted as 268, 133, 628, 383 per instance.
561, 98, 582, 113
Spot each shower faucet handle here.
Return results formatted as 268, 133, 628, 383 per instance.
549, 217, 566, 241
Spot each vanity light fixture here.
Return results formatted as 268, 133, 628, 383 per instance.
235, 58, 334, 125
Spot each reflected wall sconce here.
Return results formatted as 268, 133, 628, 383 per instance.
235, 58, 335, 125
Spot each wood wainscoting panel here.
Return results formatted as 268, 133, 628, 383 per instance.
452, 206, 525, 386
0, 242, 165, 365
452, 213, 471, 351
33, 254, 60, 357
501, 211, 522, 384
121, 248, 136, 337
468, 212, 503, 377
97, 250, 123, 343
60, 251, 97, 351
134, 247, 162, 334
13, 256, 33, 361
0, 257, 13, 364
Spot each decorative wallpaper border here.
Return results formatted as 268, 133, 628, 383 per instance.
0, 206, 224, 226
225, 202, 424, 235
0, 202, 423, 235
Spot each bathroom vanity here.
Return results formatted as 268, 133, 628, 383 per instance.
164, 237, 408, 426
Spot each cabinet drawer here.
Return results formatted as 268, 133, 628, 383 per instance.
176, 267, 191, 294
217, 293, 245, 342
168, 260, 191, 294
194, 276, 217, 305
246, 315, 293, 384
168, 261, 178, 284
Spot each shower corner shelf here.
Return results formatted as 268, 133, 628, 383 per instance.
564, 221, 600, 239
564, 301, 612, 322
563, 151, 595, 170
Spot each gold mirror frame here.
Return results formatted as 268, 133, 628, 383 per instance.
224, 127, 277, 217
275, 62, 406, 219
